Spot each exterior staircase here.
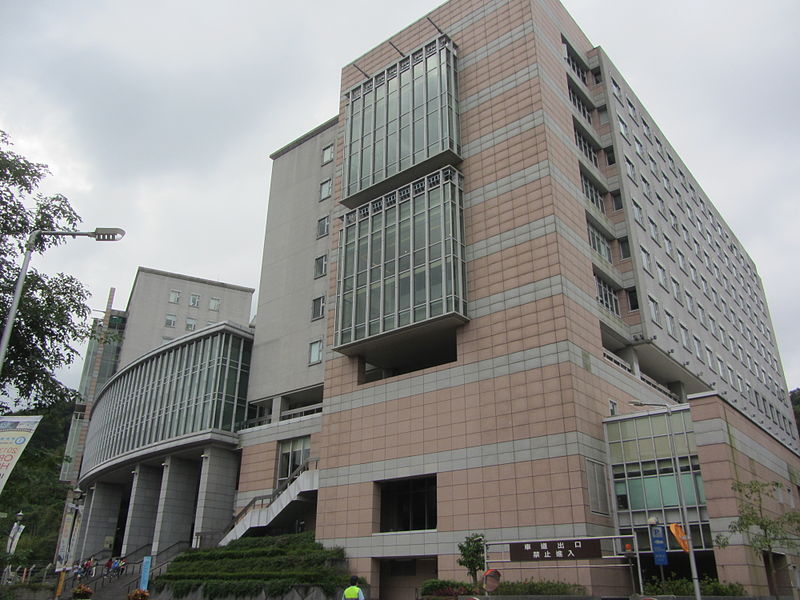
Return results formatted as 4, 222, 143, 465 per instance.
219, 458, 319, 545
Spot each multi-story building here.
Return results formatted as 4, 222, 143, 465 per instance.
55, 268, 254, 567
60, 1, 798, 598
232, 0, 798, 599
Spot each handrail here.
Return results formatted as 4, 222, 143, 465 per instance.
222, 457, 319, 537
602, 349, 632, 373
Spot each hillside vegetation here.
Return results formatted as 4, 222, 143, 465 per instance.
154, 532, 350, 599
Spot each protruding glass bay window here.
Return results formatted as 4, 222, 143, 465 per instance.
342, 35, 461, 208
334, 167, 467, 369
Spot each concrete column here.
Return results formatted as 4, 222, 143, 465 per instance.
270, 396, 284, 423
192, 446, 239, 547
121, 464, 162, 555
79, 482, 123, 559
152, 456, 199, 556
74, 488, 94, 562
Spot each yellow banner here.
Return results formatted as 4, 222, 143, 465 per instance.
669, 522, 690, 553
0, 416, 42, 497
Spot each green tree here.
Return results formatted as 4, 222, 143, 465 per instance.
715, 480, 800, 597
0, 400, 73, 564
457, 533, 485, 585
1, 130, 92, 409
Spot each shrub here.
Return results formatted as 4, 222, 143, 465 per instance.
644, 575, 746, 596
419, 579, 477, 597
127, 589, 150, 600
496, 579, 586, 595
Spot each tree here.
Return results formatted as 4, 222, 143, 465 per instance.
790, 389, 800, 439
457, 532, 485, 585
0, 130, 92, 409
0, 400, 72, 563
715, 480, 800, 597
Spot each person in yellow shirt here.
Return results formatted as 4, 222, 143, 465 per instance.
343, 576, 365, 600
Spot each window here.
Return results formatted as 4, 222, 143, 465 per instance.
671, 278, 681, 300
320, 179, 332, 200
379, 476, 437, 532
641, 177, 651, 197
612, 78, 621, 98
627, 99, 637, 119
186, 317, 197, 332
625, 157, 636, 178
627, 288, 639, 311
596, 276, 620, 315
311, 296, 325, 320
656, 263, 667, 287
685, 291, 694, 314
308, 340, 323, 364
648, 297, 660, 324
321, 144, 333, 164
619, 237, 631, 259
680, 325, 690, 349
587, 223, 612, 261
693, 336, 703, 359
209, 297, 221, 311
587, 459, 610, 515
314, 255, 327, 278
317, 216, 330, 238
169, 289, 181, 304
165, 313, 177, 328
642, 119, 651, 138
189, 293, 200, 308
278, 437, 311, 486
648, 218, 659, 241
612, 192, 623, 211
640, 246, 652, 272
632, 201, 643, 224
665, 311, 676, 337
663, 235, 673, 256
634, 136, 644, 157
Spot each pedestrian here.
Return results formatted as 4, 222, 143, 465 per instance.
343, 575, 364, 600
105, 558, 113, 575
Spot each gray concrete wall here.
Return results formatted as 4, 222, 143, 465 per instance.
193, 446, 239, 545
152, 456, 200, 555
79, 482, 123, 559
248, 120, 336, 402
122, 464, 162, 555
119, 268, 253, 369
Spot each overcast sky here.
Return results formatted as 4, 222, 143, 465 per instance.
1, 1, 798, 393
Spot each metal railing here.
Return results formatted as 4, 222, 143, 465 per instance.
223, 457, 319, 538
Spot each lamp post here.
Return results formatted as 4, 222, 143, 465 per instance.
632, 400, 702, 600
0, 228, 125, 377
65, 488, 85, 567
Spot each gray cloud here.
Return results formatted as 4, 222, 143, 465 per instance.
1, 0, 798, 392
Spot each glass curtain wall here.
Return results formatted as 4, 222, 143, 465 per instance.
343, 35, 460, 199
335, 167, 467, 346
82, 329, 252, 474
605, 407, 713, 551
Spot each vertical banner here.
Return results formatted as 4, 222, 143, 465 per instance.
139, 555, 152, 591
0, 416, 42, 496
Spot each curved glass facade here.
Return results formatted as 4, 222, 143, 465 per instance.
81, 324, 252, 476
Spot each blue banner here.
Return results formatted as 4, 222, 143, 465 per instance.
650, 525, 668, 566
139, 555, 152, 590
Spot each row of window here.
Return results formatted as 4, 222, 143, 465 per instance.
168, 289, 221, 311
570, 48, 791, 442
164, 314, 215, 332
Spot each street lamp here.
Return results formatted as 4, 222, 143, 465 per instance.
631, 400, 702, 600
0, 228, 125, 376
